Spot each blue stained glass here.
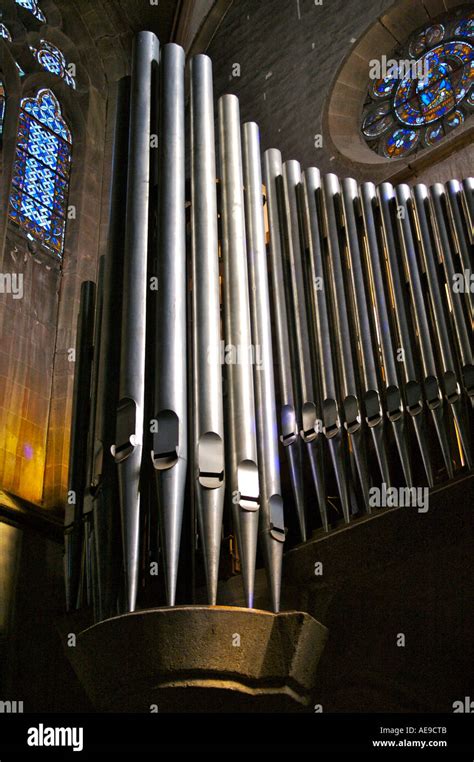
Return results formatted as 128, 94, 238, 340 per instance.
409, 24, 444, 57
394, 41, 472, 126
445, 109, 464, 129
0, 24, 12, 41
384, 127, 419, 158
371, 77, 396, 98
425, 123, 444, 146
15, 0, 46, 23
454, 18, 474, 39
22, 89, 71, 142
31, 40, 76, 89
363, 16, 474, 159
9, 89, 71, 256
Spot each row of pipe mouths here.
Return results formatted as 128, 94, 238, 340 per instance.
64, 32, 473, 622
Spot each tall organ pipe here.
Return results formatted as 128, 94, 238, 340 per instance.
218, 94, 260, 608
322, 174, 370, 506
152, 43, 187, 608
341, 178, 391, 487
190, 54, 225, 606
359, 182, 413, 487
243, 121, 284, 612
263, 149, 307, 541
377, 183, 434, 487
112, 32, 160, 613
282, 160, 328, 530
394, 184, 453, 478
302, 168, 351, 521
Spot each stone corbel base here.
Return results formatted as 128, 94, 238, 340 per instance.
64, 606, 328, 712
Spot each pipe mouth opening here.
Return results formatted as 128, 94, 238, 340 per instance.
365, 389, 382, 427
343, 395, 361, 433
113, 398, 139, 463
405, 381, 423, 416
152, 410, 180, 470
237, 460, 259, 511
322, 398, 340, 437
198, 432, 225, 488
424, 376, 442, 409
280, 404, 297, 445
443, 370, 461, 404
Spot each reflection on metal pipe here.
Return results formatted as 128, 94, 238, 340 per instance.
378, 182, 433, 487
395, 184, 453, 478
413, 184, 471, 469
92, 77, 129, 622
302, 168, 351, 522
112, 32, 160, 613
263, 149, 307, 541
64, 280, 95, 611
283, 160, 328, 530
81, 255, 105, 612
243, 121, 284, 612
190, 54, 225, 606
461, 178, 474, 246
218, 94, 259, 608
152, 43, 187, 608
341, 178, 391, 487
322, 174, 370, 506
430, 183, 473, 404
359, 182, 413, 487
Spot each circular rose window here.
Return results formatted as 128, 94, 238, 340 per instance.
361, 8, 473, 159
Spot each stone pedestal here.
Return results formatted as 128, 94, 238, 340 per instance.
64, 606, 328, 712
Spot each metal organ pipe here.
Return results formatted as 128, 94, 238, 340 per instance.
190, 54, 225, 606
152, 43, 187, 608
263, 149, 307, 541
218, 94, 260, 609
111, 32, 159, 614
243, 121, 284, 613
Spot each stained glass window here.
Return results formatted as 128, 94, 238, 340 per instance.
0, 80, 5, 138
15, 0, 46, 23
30, 40, 76, 89
9, 89, 72, 256
362, 8, 474, 159
0, 24, 12, 41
